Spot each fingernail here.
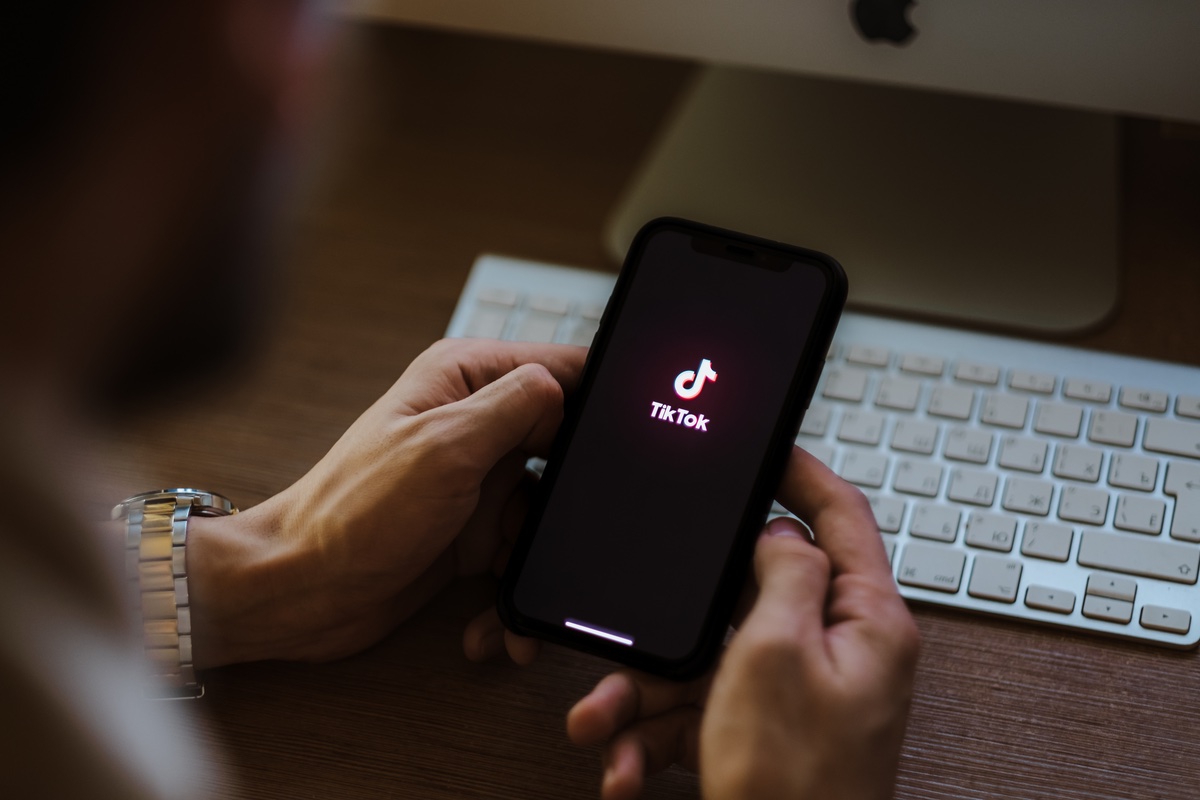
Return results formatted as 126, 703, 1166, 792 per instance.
766, 517, 805, 538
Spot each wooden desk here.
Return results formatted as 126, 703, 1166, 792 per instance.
95, 24, 1200, 800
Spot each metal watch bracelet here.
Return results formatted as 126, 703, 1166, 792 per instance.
112, 489, 237, 699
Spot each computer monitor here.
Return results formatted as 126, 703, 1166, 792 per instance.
340, 1, 1200, 334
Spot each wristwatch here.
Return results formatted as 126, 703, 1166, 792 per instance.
112, 489, 237, 699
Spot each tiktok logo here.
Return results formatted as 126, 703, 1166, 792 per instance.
674, 358, 717, 400
649, 357, 716, 433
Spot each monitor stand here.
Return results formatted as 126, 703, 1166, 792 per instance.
604, 67, 1119, 336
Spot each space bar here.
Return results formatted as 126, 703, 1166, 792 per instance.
1078, 531, 1200, 585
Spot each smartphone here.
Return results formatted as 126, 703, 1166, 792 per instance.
498, 218, 847, 679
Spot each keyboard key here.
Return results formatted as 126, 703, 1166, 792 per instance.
1088, 411, 1138, 448
875, 376, 921, 411
1144, 418, 1200, 460
527, 294, 570, 315
868, 496, 906, 533
944, 428, 993, 464
928, 385, 975, 420
513, 314, 562, 343
882, 536, 897, 564
578, 302, 606, 321
1059, 485, 1109, 525
1025, 585, 1076, 614
980, 393, 1029, 429
1178, 395, 1200, 419
1002, 476, 1054, 516
891, 419, 938, 455
566, 320, 599, 346
1034, 402, 1083, 438
998, 436, 1048, 473
893, 460, 943, 497
464, 307, 510, 338
1140, 605, 1191, 634
955, 361, 1001, 385
968, 555, 1022, 603
1077, 531, 1199, 584
966, 512, 1017, 552
1053, 444, 1104, 483
822, 367, 869, 402
948, 468, 998, 506
900, 353, 945, 376
1114, 494, 1166, 534
1165, 461, 1200, 496
909, 504, 960, 542
897, 544, 965, 592
846, 344, 890, 367
1009, 369, 1056, 394
840, 450, 889, 488
1082, 595, 1133, 624
1108, 453, 1159, 492
798, 404, 833, 437
1021, 521, 1074, 562
1064, 378, 1113, 403
1119, 386, 1168, 413
1170, 491, 1200, 543
1085, 572, 1136, 602
476, 287, 519, 307
838, 410, 885, 446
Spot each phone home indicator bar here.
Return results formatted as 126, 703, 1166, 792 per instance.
564, 618, 635, 647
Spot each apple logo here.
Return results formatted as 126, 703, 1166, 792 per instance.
851, 0, 917, 45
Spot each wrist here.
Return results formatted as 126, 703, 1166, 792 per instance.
185, 501, 309, 668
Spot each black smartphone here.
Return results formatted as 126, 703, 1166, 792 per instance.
498, 218, 847, 679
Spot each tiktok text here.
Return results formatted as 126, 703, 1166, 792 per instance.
649, 401, 710, 432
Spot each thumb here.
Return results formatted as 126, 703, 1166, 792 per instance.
441, 362, 566, 468
736, 517, 832, 647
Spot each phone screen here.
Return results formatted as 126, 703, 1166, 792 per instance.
503, 221, 842, 672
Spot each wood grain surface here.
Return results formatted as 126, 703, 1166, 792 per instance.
87, 23, 1200, 800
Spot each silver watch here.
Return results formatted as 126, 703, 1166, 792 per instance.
113, 489, 237, 699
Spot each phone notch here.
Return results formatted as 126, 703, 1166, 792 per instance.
690, 233, 792, 272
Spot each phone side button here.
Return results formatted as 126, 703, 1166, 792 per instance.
897, 544, 966, 593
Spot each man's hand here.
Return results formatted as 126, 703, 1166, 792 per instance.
183, 338, 586, 668
565, 448, 919, 800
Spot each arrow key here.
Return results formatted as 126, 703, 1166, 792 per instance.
1139, 605, 1191, 635
1083, 595, 1134, 624
1025, 584, 1076, 614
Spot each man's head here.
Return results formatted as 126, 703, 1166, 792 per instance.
0, 1, 325, 417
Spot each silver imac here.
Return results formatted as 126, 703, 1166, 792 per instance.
341, 1, 1200, 334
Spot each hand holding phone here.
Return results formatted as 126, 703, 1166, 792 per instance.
565, 448, 920, 800
498, 218, 847, 678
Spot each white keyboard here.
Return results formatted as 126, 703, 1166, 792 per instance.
447, 255, 1200, 648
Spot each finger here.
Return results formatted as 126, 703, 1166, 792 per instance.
435, 362, 567, 470
600, 707, 703, 800
504, 629, 541, 665
777, 446, 893, 580
400, 339, 587, 410
462, 606, 543, 664
463, 606, 506, 662
567, 671, 709, 747
732, 518, 832, 649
